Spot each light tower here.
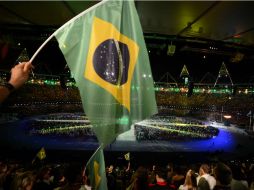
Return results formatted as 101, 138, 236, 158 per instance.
180, 64, 190, 86
214, 62, 233, 87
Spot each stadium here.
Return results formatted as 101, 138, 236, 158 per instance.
1, 73, 253, 154
1, 1, 254, 190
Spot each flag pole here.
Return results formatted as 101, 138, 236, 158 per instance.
29, 0, 109, 62
251, 114, 252, 132
30, 34, 56, 62
84, 144, 103, 173
253, 114, 254, 132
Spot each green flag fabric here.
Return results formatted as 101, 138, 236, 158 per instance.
54, 0, 157, 146
86, 146, 107, 190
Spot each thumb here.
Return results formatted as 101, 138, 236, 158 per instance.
23, 62, 33, 72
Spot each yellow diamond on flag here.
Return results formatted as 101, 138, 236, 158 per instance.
84, 17, 139, 112
93, 160, 101, 189
37, 147, 46, 160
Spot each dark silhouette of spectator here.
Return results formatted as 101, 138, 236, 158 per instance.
230, 164, 248, 190
149, 166, 172, 190
178, 169, 197, 190
127, 166, 149, 190
197, 164, 216, 190
17, 171, 35, 190
213, 162, 232, 190
148, 165, 157, 186
171, 166, 185, 189
106, 165, 117, 190
33, 166, 54, 190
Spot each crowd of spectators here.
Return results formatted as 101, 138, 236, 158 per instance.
135, 124, 219, 141
11, 85, 81, 104
28, 121, 94, 139
1, 85, 83, 116
1, 73, 254, 190
157, 92, 254, 115
36, 113, 87, 121
1, 82, 253, 127
0, 81, 253, 128
2, 83, 254, 113
0, 153, 254, 190
134, 116, 219, 141
18, 113, 220, 141
23, 113, 94, 139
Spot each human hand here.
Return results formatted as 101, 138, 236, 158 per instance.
187, 169, 192, 177
8, 62, 33, 89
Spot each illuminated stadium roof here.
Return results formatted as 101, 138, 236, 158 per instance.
0, 1, 254, 83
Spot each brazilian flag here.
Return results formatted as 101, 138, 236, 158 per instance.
85, 146, 107, 190
54, 0, 157, 146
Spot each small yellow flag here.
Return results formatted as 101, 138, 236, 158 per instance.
36, 147, 46, 160
124, 152, 130, 161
